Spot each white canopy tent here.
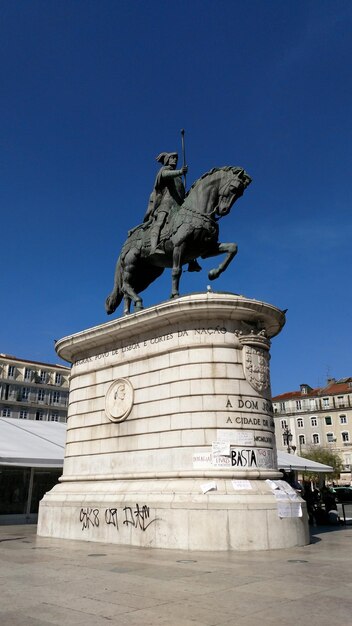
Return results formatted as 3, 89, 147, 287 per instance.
277, 449, 333, 473
0, 418, 66, 468
0, 418, 333, 473
0, 420, 333, 524
0, 418, 66, 523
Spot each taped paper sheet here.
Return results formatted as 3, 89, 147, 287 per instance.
212, 441, 231, 457
201, 481, 217, 494
266, 479, 280, 490
217, 429, 254, 446
232, 480, 253, 490
277, 502, 302, 518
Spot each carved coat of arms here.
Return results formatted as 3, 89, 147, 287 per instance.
243, 345, 271, 393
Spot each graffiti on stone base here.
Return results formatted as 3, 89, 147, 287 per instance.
122, 504, 159, 531
105, 508, 119, 530
79, 504, 159, 532
79, 507, 100, 530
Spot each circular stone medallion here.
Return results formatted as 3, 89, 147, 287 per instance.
105, 378, 134, 423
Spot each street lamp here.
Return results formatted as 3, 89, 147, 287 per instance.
283, 427, 296, 454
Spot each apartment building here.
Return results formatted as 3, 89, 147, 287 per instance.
0, 353, 70, 423
273, 378, 352, 482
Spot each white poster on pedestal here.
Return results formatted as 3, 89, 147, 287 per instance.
217, 430, 254, 446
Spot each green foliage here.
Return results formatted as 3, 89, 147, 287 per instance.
301, 446, 343, 480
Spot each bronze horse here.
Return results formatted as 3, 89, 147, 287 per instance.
106, 166, 251, 315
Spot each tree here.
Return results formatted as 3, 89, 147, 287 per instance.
301, 446, 343, 482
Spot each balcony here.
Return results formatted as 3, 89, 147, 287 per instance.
0, 395, 68, 410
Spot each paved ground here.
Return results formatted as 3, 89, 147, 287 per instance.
1, 523, 352, 626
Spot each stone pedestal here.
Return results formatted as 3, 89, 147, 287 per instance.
38, 293, 309, 550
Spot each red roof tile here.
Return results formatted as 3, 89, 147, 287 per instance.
273, 378, 352, 401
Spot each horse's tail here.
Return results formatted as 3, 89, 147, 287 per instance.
105, 291, 123, 315
105, 256, 123, 315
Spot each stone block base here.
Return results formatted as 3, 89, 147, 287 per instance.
38, 477, 309, 550
38, 293, 309, 551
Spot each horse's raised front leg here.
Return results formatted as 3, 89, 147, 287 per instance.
203, 242, 238, 281
171, 243, 185, 298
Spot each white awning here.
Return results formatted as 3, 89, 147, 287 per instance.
0, 418, 66, 468
277, 449, 333, 473
0, 418, 334, 473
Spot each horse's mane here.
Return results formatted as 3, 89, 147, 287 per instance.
185, 166, 244, 197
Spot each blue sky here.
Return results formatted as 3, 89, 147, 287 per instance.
1, 0, 351, 395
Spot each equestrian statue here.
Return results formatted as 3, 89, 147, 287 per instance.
106, 140, 251, 316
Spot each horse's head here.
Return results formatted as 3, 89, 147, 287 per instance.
216, 167, 252, 217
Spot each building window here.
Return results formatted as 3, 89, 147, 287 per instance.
340, 415, 347, 424
40, 370, 48, 383
24, 368, 32, 381
337, 396, 345, 408
312, 433, 320, 445
325, 416, 332, 426
38, 389, 45, 401
311, 417, 317, 427
327, 433, 335, 443
55, 373, 62, 385
281, 419, 287, 429
342, 432, 349, 443
19, 409, 28, 419
296, 400, 302, 410
52, 391, 60, 404
8, 365, 15, 378
323, 398, 329, 408
50, 412, 59, 422
22, 387, 30, 401
299, 435, 305, 445
297, 418, 303, 428
2, 407, 11, 417
35, 411, 44, 421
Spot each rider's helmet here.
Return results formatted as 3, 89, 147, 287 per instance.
156, 152, 178, 166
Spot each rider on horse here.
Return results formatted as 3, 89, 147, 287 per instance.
144, 152, 201, 272
106, 164, 252, 315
